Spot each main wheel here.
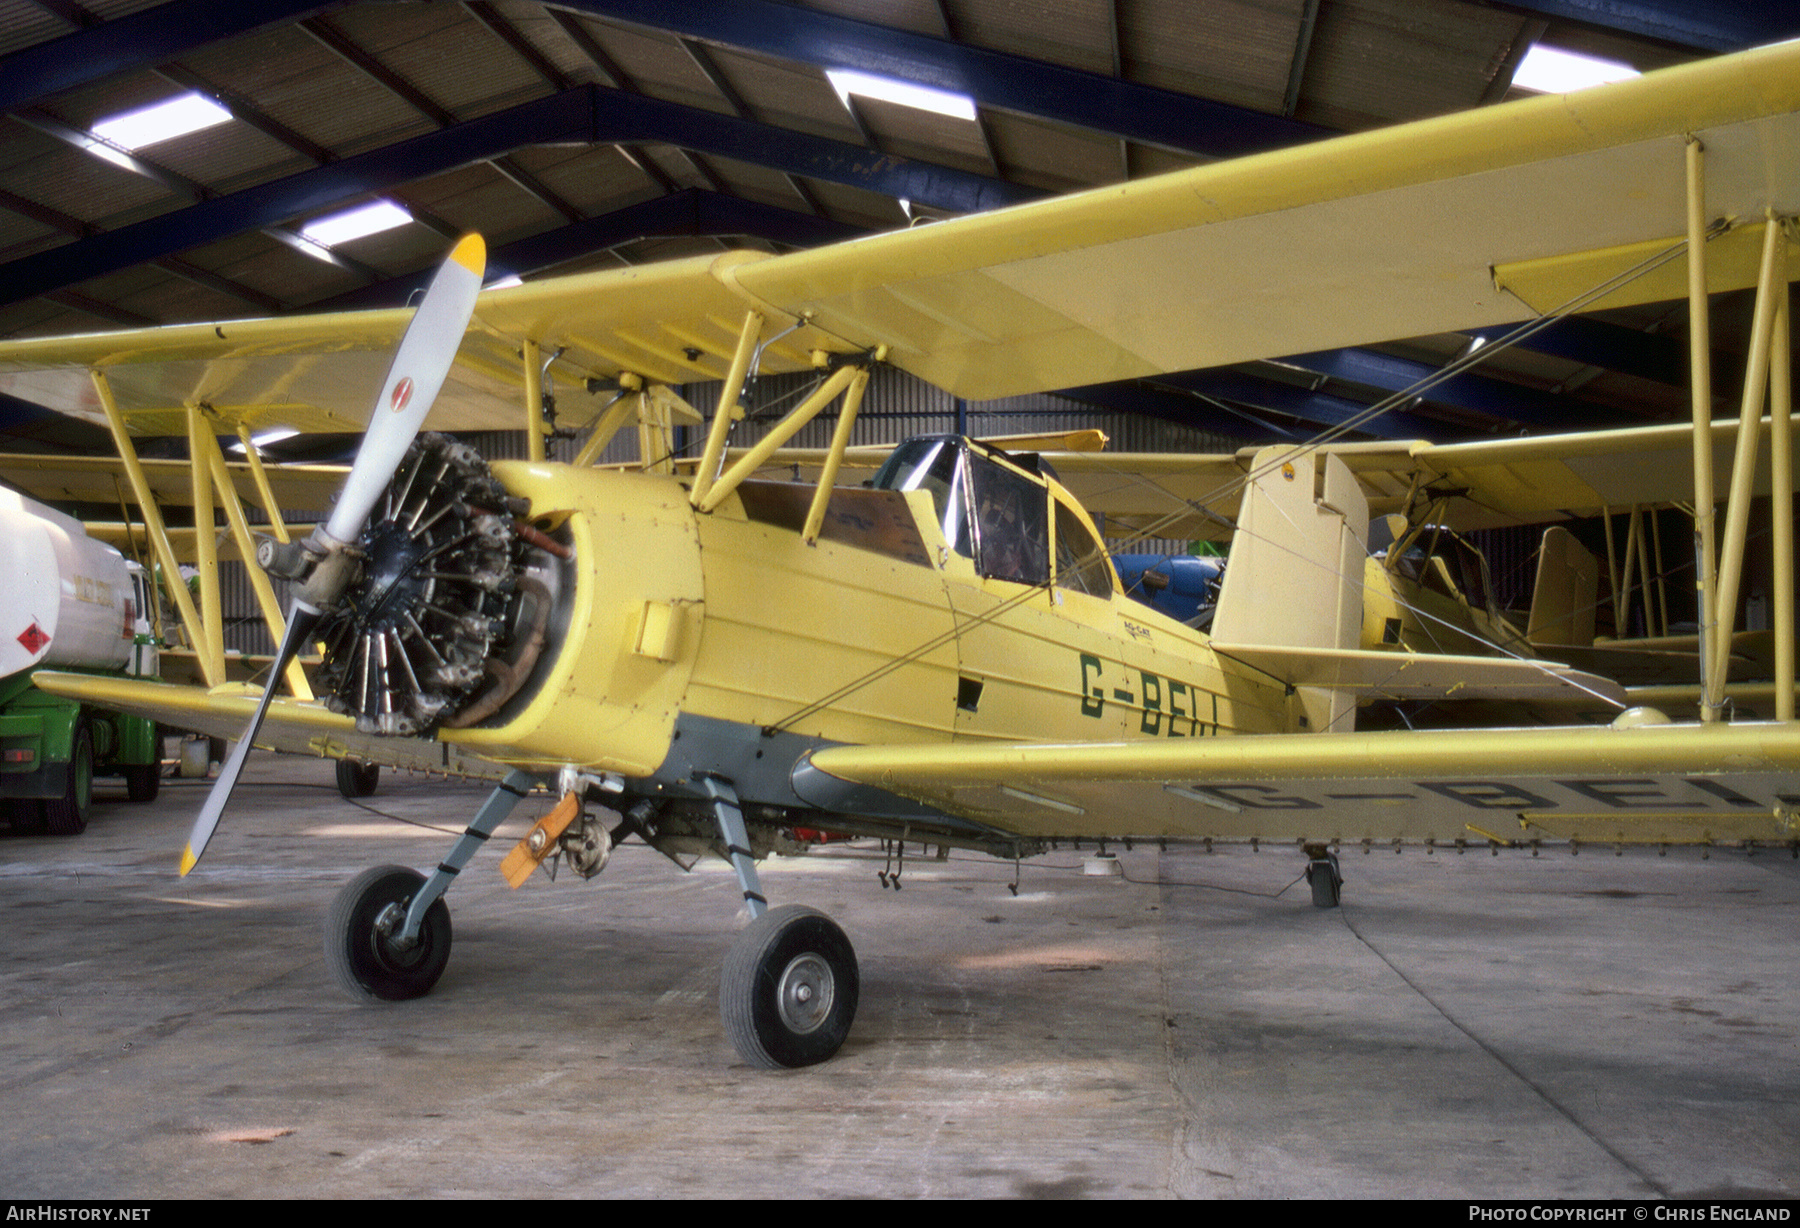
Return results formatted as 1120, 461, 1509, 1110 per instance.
44, 723, 93, 836
335, 759, 381, 799
325, 865, 451, 1002
721, 905, 858, 1069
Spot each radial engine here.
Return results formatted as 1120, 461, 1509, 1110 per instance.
287, 434, 565, 736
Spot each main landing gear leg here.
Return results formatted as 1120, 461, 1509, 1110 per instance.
1304, 843, 1342, 909
325, 768, 538, 1001
698, 775, 859, 1069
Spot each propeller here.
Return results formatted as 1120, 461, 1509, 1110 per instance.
179, 234, 487, 876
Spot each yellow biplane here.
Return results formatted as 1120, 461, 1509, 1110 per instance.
2, 42, 1798, 1068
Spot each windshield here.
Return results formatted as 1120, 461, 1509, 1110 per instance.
872, 437, 970, 557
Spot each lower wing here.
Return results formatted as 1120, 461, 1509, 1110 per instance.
798, 721, 1800, 847
32, 671, 508, 780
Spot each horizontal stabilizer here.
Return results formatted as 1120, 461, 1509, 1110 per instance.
1209, 644, 1626, 706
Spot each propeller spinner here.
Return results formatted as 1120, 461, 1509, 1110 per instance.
179, 234, 487, 876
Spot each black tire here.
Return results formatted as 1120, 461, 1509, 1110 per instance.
721, 904, 858, 1069
125, 725, 161, 803
1307, 857, 1342, 908
325, 865, 451, 1002
7, 798, 45, 834
44, 723, 93, 836
336, 759, 380, 799
124, 762, 160, 804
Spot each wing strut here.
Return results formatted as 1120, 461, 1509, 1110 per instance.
1685, 138, 1721, 720
1703, 213, 1794, 719
91, 370, 215, 688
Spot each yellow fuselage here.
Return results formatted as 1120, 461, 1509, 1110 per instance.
441, 461, 1291, 786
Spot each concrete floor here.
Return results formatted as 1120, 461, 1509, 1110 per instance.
0, 758, 1794, 1199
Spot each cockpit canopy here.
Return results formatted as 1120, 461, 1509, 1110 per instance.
872, 436, 1113, 597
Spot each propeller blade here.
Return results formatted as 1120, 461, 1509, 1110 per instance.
325, 232, 485, 545
179, 234, 486, 875
178, 606, 320, 876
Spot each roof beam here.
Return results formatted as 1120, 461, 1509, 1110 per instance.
0, 0, 343, 114
0, 0, 1325, 158
310, 189, 865, 311
551, 0, 1328, 158
1, 0, 1328, 157
304, 8, 584, 225
1493, 0, 1800, 54
0, 86, 1033, 310
1459, 319, 1683, 388
2, 1, 1785, 177
1277, 348, 1639, 430
1067, 368, 1445, 441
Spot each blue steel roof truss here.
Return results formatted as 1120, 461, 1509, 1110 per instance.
0, 0, 1763, 440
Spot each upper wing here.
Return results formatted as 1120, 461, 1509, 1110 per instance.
725, 41, 1800, 399
798, 720, 1800, 847
0, 255, 855, 438
3, 44, 1797, 429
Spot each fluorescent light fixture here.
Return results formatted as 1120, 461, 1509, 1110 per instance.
91, 92, 233, 151
298, 200, 413, 255
826, 68, 976, 121
1512, 45, 1640, 94
230, 427, 300, 454
485, 273, 523, 290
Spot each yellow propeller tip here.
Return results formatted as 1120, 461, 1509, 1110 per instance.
450, 233, 486, 276
178, 845, 197, 877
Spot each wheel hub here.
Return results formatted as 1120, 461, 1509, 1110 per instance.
776, 952, 836, 1035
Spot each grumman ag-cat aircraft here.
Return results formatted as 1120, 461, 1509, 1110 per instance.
3, 42, 1799, 1067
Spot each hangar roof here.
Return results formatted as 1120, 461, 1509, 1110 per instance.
0, 0, 1792, 442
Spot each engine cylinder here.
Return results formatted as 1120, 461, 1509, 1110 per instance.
313, 434, 530, 735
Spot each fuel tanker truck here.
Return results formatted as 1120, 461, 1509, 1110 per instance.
0, 488, 162, 834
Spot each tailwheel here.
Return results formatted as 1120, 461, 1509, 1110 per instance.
1305, 846, 1342, 909
335, 759, 381, 799
325, 865, 451, 1001
721, 905, 859, 1069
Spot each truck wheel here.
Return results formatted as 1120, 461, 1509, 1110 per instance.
125, 724, 161, 803
45, 724, 93, 836
7, 799, 45, 834
125, 762, 160, 803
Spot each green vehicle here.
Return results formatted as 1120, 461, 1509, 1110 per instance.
0, 490, 164, 834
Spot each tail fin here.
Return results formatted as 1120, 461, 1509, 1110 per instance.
1527, 526, 1598, 648
1211, 447, 1368, 732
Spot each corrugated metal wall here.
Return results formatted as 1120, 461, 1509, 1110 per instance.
676, 366, 1235, 456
